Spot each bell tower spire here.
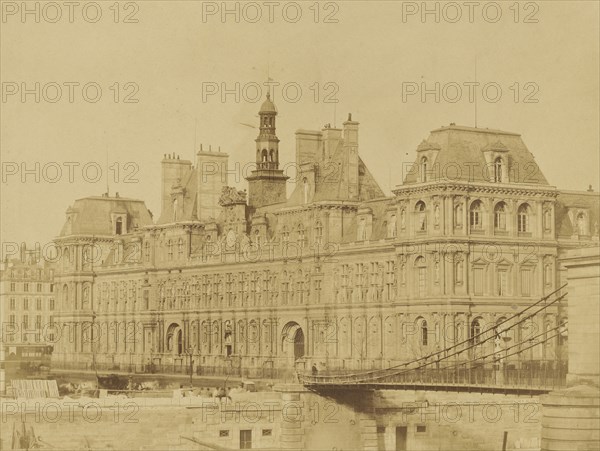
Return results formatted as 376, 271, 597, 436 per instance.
256, 91, 280, 169
246, 93, 288, 208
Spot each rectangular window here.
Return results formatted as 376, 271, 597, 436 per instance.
498, 270, 508, 296
418, 267, 426, 298
36, 298, 42, 310
23, 315, 29, 327
50, 284, 54, 293
416, 425, 427, 433
36, 283, 42, 292
10, 298, 15, 310
24, 283, 29, 292
10, 282, 15, 291
518, 214, 528, 232
24, 298, 29, 310
49, 299, 55, 310
494, 212, 506, 230
470, 211, 481, 229
219, 430, 229, 438
262, 429, 272, 437
474, 268, 484, 295
521, 269, 531, 296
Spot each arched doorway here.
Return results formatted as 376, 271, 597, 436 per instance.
282, 321, 305, 362
166, 323, 183, 356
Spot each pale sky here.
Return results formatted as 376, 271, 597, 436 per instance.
1, 0, 599, 252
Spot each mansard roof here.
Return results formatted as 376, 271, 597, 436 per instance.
555, 190, 600, 237
403, 124, 549, 186
283, 133, 385, 208
59, 195, 153, 237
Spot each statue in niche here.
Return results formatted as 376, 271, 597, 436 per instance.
400, 209, 406, 229
455, 203, 463, 227
543, 209, 552, 231
434, 205, 440, 226
434, 261, 440, 283
388, 215, 397, 237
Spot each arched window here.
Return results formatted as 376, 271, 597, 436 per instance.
415, 201, 427, 231
270, 149, 275, 162
420, 319, 428, 346
469, 200, 483, 230
470, 318, 482, 344
420, 157, 428, 182
415, 256, 426, 298
115, 217, 123, 235
261, 149, 268, 162
494, 202, 507, 230
494, 157, 504, 183
518, 203, 531, 232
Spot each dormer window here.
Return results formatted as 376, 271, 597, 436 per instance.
303, 178, 309, 204
494, 157, 504, 182
420, 157, 428, 182
576, 212, 586, 235
115, 217, 123, 235
357, 218, 367, 240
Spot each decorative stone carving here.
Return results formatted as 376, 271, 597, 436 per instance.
218, 186, 247, 206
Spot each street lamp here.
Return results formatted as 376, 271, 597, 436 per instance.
184, 346, 196, 387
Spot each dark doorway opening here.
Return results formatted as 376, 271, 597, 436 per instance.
240, 430, 252, 449
293, 328, 305, 360
396, 426, 407, 451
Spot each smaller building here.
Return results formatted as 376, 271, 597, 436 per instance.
0, 246, 56, 383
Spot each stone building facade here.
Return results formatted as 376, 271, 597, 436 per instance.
0, 246, 56, 363
50, 96, 599, 377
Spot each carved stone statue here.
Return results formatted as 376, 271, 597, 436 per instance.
218, 186, 247, 206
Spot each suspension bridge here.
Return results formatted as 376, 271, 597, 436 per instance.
299, 286, 568, 395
